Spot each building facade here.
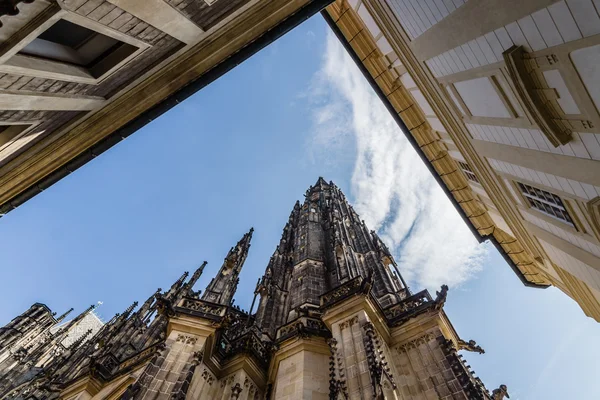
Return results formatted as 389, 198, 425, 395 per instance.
0, 0, 332, 216
0, 179, 508, 399
0, 303, 104, 394
324, 0, 600, 320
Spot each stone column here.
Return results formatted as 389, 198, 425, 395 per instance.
321, 295, 402, 400
268, 336, 330, 400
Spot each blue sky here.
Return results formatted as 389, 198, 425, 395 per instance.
1, 14, 599, 399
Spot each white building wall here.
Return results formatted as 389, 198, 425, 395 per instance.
424, 0, 600, 78
523, 211, 600, 258
386, 0, 468, 40
468, 124, 600, 161
488, 158, 600, 200
539, 239, 600, 291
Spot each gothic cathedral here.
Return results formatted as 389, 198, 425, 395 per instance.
0, 178, 507, 399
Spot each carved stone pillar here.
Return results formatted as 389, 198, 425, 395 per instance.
321, 294, 402, 400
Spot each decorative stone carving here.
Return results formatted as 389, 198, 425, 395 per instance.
457, 339, 485, 354
243, 377, 258, 395
320, 277, 363, 308
175, 334, 198, 345
363, 322, 396, 397
491, 384, 510, 399
396, 333, 435, 353
503, 45, 572, 146
327, 337, 348, 399
338, 316, 358, 330
177, 298, 227, 319
201, 368, 215, 385
434, 284, 449, 310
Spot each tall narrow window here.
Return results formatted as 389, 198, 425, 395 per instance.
517, 182, 574, 226
458, 161, 479, 184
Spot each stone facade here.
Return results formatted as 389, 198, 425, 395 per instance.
324, 0, 600, 321
0, 179, 507, 399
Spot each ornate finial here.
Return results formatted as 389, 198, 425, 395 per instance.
123, 301, 138, 316
491, 384, 509, 399
186, 261, 208, 290
68, 329, 93, 350
55, 308, 74, 323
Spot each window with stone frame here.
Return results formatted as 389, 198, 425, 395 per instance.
517, 182, 574, 226
458, 161, 479, 184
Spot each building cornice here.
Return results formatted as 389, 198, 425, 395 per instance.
323, 1, 550, 288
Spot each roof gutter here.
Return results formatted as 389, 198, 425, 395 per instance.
322, 10, 548, 289
1, 0, 334, 216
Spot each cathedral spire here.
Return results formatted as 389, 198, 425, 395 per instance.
184, 261, 207, 295
68, 304, 96, 327
201, 228, 253, 305
164, 271, 189, 300
55, 307, 74, 323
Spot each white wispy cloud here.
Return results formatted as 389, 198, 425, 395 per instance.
307, 31, 488, 291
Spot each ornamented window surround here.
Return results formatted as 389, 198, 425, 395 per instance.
512, 180, 600, 250
436, 37, 600, 143
495, 169, 592, 205
521, 203, 600, 254
516, 181, 575, 227
0, 4, 149, 85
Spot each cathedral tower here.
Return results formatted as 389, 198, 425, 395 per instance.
0, 179, 506, 400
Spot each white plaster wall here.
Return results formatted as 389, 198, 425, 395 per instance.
454, 77, 511, 118
542, 69, 581, 115
488, 157, 600, 200
426, 0, 600, 77
523, 211, 600, 258
386, 0, 468, 40
467, 123, 600, 160
539, 238, 600, 291
571, 44, 600, 114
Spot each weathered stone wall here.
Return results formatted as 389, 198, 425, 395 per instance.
271, 341, 330, 400
135, 331, 205, 399
390, 327, 487, 399
188, 366, 263, 400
